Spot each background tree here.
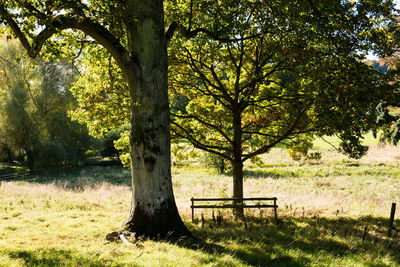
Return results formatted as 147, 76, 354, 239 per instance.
69, 45, 130, 137
373, 56, 400, 144
69, 44, 130, 166
168, 0, 397, 214
0, 39, 93, 169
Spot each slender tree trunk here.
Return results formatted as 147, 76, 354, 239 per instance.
25, 147, 35, 171
219, 158, 225, 174
115, 150, 121, 165
121, 0, 191, 239
232, 109, 244, 217
232, 157, 244, 216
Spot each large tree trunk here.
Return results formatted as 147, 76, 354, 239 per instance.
121, 0, 191, 239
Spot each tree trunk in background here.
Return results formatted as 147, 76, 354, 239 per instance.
232, 110, 244, 217
219, 158, 225, 174
25, 147, 35, 171
122, 0, 191, 239
232, 157, 244, 217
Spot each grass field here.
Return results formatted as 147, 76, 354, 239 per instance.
0, 145, 399, 266
312, 132, 379, 149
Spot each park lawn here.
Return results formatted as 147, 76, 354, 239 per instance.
312, 132, 379, 149
0, 146, 399, 266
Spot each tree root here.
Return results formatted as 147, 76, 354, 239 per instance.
106, 229, 197, 245
106, 231, 134, 245
105, 231, 120, 242
119, 233, 132, 245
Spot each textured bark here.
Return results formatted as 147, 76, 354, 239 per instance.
232, 110, 244, 216
232, 158, 244, 217
122, 0, 191, 238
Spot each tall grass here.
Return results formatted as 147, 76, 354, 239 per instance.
0, 146, 399, 266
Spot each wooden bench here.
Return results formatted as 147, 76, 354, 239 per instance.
190, 197, 278, 222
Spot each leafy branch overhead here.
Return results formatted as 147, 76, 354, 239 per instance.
0, 1, 132, 73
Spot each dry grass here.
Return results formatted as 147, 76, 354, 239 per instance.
0, 146, 399, 266
175, 145, 400, 219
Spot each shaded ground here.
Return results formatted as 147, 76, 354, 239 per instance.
0, 165, 132, 189
2, 215, 399, 266
184, 215, 400, 266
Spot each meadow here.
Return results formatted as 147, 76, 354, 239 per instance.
0, 144, 399, 266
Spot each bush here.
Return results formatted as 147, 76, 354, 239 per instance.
171, 141, 199, 165
286, 135, 322, 162
113, 130, 130, 167
201, 152, 229, 174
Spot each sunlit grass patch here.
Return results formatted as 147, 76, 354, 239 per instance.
312, 132, 379, 149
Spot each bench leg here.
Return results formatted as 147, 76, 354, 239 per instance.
191, 198, 194, 222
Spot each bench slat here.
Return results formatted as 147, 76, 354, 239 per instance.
191, 204, 277, 208
191, 197, 276, 201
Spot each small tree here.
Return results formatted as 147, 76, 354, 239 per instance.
168, 0, 397, 215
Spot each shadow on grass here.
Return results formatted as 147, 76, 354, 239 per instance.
6, 249, 129, 267
176, 233, 309, 266
16, 166, 132, 190
5, 165, 297, 190
242, 169, 300, 179
3, 215, 399, 266
179, 215, 400, 266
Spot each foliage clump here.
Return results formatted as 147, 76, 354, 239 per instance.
0, 39, 94, 169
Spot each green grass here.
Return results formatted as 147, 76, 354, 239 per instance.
0, 146, 399, 266
313, 132, 379, 149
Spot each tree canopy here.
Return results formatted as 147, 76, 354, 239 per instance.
373, 57, 400, 145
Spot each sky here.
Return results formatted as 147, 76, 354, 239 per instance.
366, 0, 399, 60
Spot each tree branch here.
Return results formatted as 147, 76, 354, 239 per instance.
172, 112, 233, 145
242, 107, 310, 161
0, 5, 132, 76
171, 77, 230, 109
183, 47, 234, 106
171, 122, 232, 160
166, 20, 275, 43
178, 24, 272, 43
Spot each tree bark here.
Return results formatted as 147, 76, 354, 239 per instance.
121, 0, 191, 239
232, 109, 244, 217
232, 157, 244, 217
219, 158, 225, 174
25, 147, 35, 171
